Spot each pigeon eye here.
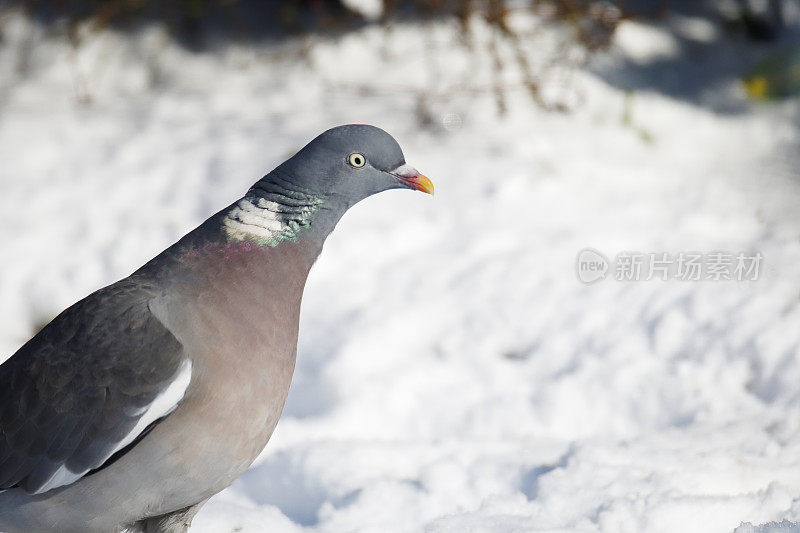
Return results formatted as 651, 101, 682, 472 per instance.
348, 153, 366, 168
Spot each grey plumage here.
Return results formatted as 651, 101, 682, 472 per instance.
0, 279, 185, 494
0, 124, 432, 532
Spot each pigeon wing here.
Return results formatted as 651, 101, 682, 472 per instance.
0, 278, 190, 495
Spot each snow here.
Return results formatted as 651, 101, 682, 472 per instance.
1, 8, 800, 533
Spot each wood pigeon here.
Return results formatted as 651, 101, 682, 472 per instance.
0, 124, 433, 532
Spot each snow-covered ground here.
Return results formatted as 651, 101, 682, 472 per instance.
1, 7, 800, 533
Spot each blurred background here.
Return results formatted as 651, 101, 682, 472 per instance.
1, 1, 800, 531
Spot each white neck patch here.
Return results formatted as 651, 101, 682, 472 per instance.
222, 196, 320, 247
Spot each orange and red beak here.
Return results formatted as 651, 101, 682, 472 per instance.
390, 164, 434, 195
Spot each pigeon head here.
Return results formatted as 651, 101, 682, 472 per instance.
275, 124, 433, 206
222, 125, 433, 247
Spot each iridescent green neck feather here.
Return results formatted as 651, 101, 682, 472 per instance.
222, 187, 323, 248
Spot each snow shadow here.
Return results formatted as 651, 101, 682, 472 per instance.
594, 0, 800, 114
233, 449, 359, 526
